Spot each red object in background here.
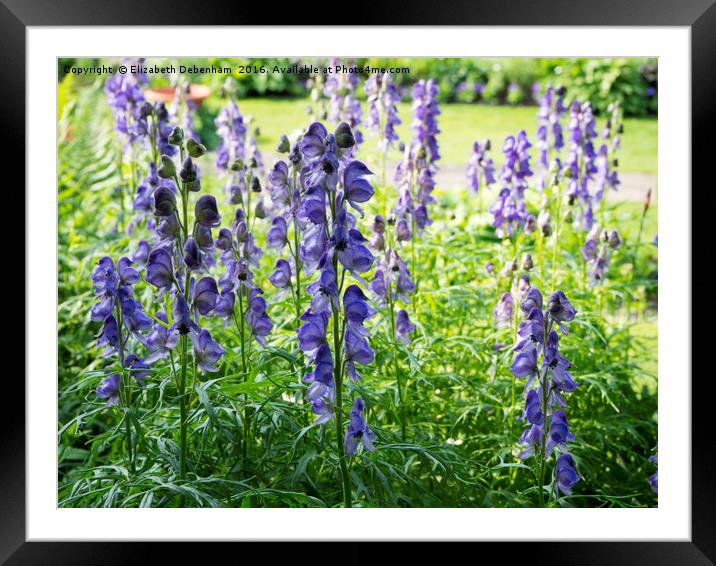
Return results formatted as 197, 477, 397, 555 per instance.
144, 84, 210, 107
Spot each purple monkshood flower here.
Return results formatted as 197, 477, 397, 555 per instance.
521, 389, 544, 426
395, 309, 416, 344
292, 121, 377, 426
547, 290, 577, 333
118, 286, 153, 335
490, 130, 533, 238
564, 100, 598, 230
649, 454, 658, 494
306, 262, 339, 314
304, 343, 335, 424
344, 397, 375, 456
146, 247, 174, 292
466, 140, 496, 194
192, 276, 219, 317
90, 255, 155, 405
195, 195, 221, 227
343, 161, 374, 216
269, 259, 292, 293
183, 237, 203, 272
343, 285, 375, 332
96, 374, 121, 407
344, 327, 375, 382
170, 293, 200, 338
246, 287, 273, 346
555, 453, 581, 496
411, 79, 441, 169
512, 287, 580, 500
582, 226, 621, 287
544, 409, 575, 456
267, 217, 288, 249
192, 328, 225, 373
215, 100, 247, 171
493, 292, 514, 329
297, 309, 329, 359
104, 59, 149, 146
144, 310, 179, 364
212, 290, 235, 326
364, 72, 401, 152
132, 240, 150, 266
324, 59, 364, 147
536, 84, 566, 171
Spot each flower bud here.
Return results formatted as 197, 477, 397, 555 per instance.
154, 102, 169, 121
153, 187, 177, 216
186, 138, 207, 158
193, 223, 213, 249
254, 199, 267, 219
194, 195, 221, 227
521, 253, 534, 272
168, 127, 184, 146
230, 159, 244, 172
276, 135, 290, 154
484, 139, 491, 151
608, 229, 621, 249
372, 214, 385, 235
249, 157, 258, 169
157, 155, 176, 179
524, 214, 536, 235
180, 157, 198, 183
251, 177, 262, 193
139, 102, 153, 117
396, 219, 412, 242
334, 122, 356, 149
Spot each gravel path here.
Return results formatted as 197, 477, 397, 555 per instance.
431, 164, 657, 203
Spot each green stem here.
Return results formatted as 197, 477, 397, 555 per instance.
333, 312, 351, 507
550, 181, 564, 291
386, 282, 406, 441
179, 334, 188, 484
537, 319, 554, 507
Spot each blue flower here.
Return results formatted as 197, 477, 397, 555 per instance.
555, 453, 580, 496
191, 328, 225, 373
96, 374, 121, 407
344, 397, 375, 456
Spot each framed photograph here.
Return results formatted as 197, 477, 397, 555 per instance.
9, 0, 712, 562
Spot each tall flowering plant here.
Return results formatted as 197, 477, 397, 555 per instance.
466, 139, 496, 212
91, 255, 153, 473
511, 288, 581, 505
410, 79, 441, 170
364, 72, 401, 187
104, 60, 157, 230
369, 214, 416, 439
535, 84, 566, 193
564, 100, 598, 231
141, 128, 230, 483
324, 58, 364, 147
489, 130, 534, 240
292, 121, 377, 507
594, 101, 622, 224
215, 97, 248, 204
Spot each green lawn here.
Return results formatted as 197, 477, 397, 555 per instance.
199, 96, 657, 175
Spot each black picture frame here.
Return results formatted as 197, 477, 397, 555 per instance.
7, 0, 713, 563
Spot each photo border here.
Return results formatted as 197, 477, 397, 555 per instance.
10, 0, 712, 562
